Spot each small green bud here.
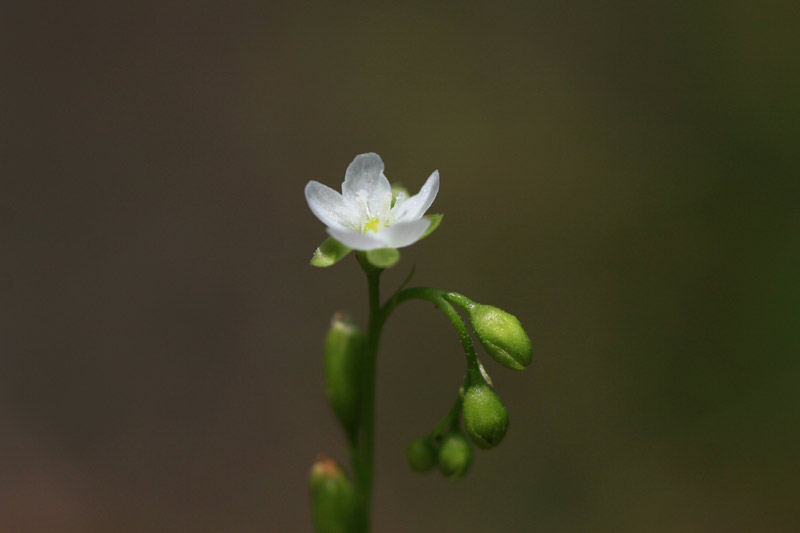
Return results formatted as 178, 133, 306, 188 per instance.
324, 314, 365, 438
406, 437, 437, 473
469, 304, 532, 371
309, 457, 357, 533
437, 431, 473, 480
390, 182, 409, 206
462, 384, 509, 449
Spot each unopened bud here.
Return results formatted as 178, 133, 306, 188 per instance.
390, 183, 409, 207
462, 384, 509, 449
406, 437, 437, 473
309, 457, 357, 533
468, 304, 531, 371
324, 314, 365, 438
437, 431, 472, 481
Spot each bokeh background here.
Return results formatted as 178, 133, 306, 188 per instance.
3, 1, 799, 531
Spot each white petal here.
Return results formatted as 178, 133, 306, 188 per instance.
391, 170, 439, 223
305, 181, 360, 231
327, 227, 385, 251
377, 219, 431, 248
341, 153, 391, 215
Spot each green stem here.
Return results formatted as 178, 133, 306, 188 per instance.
428, 395, 464, 440
349, 274, 480, 532
442, 291, 476, 311
382, 287, 481, 382
353, 253, 385, 533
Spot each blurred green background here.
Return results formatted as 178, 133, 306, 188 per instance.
3, 1, 799, 531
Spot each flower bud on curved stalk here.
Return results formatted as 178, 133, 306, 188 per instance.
309, 457, 357, 533
324, 313, 364, 439
462, 383, 509, 449
437, 431, 473, 480
406, 437, 437, 473
448, 294, 532, 371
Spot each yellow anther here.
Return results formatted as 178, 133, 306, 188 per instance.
363, 217, 380, 233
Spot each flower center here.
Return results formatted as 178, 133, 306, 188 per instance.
356, 190, 400, 234
364, 217, 381, 233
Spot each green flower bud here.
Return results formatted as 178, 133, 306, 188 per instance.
437, 431, 473, 481
390, 182, 409, 206
324, 313, 365, 438
406, 437, 437, 473
309, 457, 357, 533
462, 384, 509, 449
468, 304, 532, 371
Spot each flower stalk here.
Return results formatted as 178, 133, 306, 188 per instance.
348, 253, 383, 532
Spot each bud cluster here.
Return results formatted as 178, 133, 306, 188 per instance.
406, 430, 474, 481
402, 294, 531, 481
405, 377, 510, 481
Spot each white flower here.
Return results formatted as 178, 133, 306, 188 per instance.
305, 153, 440, 251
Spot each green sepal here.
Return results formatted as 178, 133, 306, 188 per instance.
420, 213, 443, 240
365, 248, 400, 269
311, 237, 352, 267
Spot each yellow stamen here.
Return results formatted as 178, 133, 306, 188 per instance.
364, 217, 380, 233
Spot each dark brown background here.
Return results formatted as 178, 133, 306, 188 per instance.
3, 1, 799, 531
